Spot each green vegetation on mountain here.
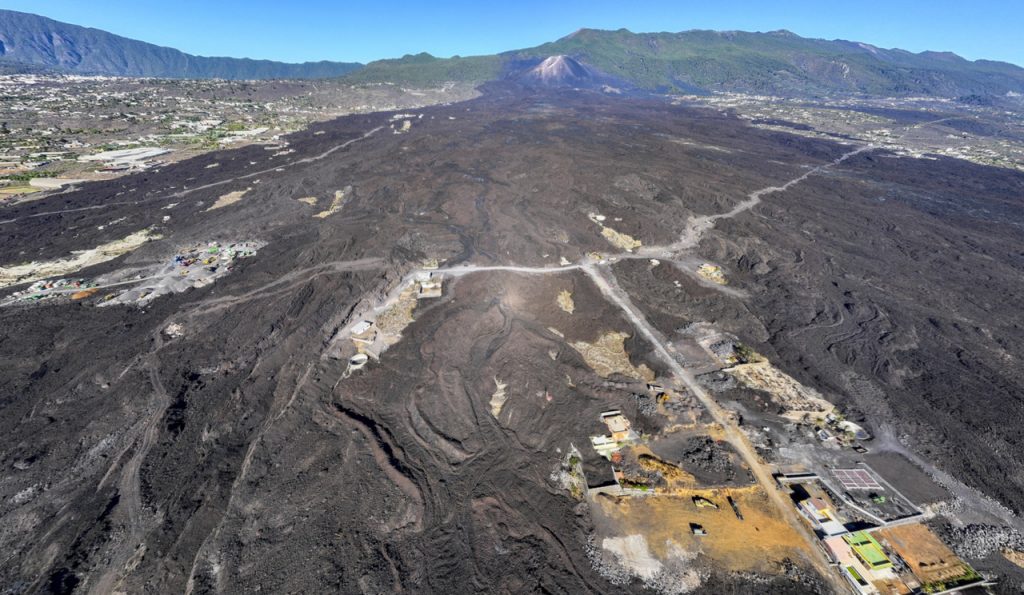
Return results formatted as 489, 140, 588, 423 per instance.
344, 52, 501, 86
529, 28, 1024, 96
4, 8, 1023, 97
350, 28, 1024, 97
0, 9, 362, 79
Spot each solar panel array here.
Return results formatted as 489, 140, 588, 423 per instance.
833, 468, 882, 490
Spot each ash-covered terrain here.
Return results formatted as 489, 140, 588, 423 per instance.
1, 83, 1023, 594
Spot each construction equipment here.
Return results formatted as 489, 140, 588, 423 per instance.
693, 496, 719, 509
727, 495, 744, 520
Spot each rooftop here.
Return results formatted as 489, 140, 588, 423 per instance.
844, 532, 892, 570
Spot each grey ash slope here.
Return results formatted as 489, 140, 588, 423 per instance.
526, 55, 591, 82
514, 55, 632, 91
0, 9, 362, 79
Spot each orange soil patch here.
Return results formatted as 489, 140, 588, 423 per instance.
877, 524, 972, 586
70, 288, 99, 300
556, 289, 575, 314
313, 188, 347, 218
570, 331, 655, 382
629, 445, 696, 490
1004, 549, 1024, 569
728, 361, 835, 423
600, 226, 642, 251
375, 285, 418, 337
594, 485, 814, 573
206, 188, 249, 211
704, 423, 728, 442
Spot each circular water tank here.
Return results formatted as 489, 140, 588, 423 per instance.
349, 353, 369, 370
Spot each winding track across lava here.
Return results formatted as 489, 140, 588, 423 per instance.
90, 257, 388, 595
630, 144, 875, 259
339, 142, 873, 589
80, 125, 869, 592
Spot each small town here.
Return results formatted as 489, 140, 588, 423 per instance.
0, 73, 476, 202
676, 92, 1024, 173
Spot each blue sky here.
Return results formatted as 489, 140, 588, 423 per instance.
5, 0, 1023, 66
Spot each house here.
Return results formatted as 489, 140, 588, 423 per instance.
600, 410, 635, 441
796, 484, 848, 536
824, 536, 879, 594
350, 320, 377, 345
844, 532, 893, 571
416, 273, 443, 299
589, 435, 619, 459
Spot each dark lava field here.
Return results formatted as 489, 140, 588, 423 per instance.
1, 84, 1023, 593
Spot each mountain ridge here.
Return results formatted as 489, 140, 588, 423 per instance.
349, 27, 1024, 98
508, 27, 1024, 96
3, 9, 1024, 98
0, 9, 362, 79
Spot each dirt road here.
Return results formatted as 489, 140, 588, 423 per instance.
341, 146, 875, 589
87, 256, 387, 595
632, 144, 874, 259
580, 263, 845, 588
0, 126, 385, 226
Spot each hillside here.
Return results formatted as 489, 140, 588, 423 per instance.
5, 10, 1022, 96
343, 52, 501, 86
0, 10, 362, 79
351, 28, 1024, 97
